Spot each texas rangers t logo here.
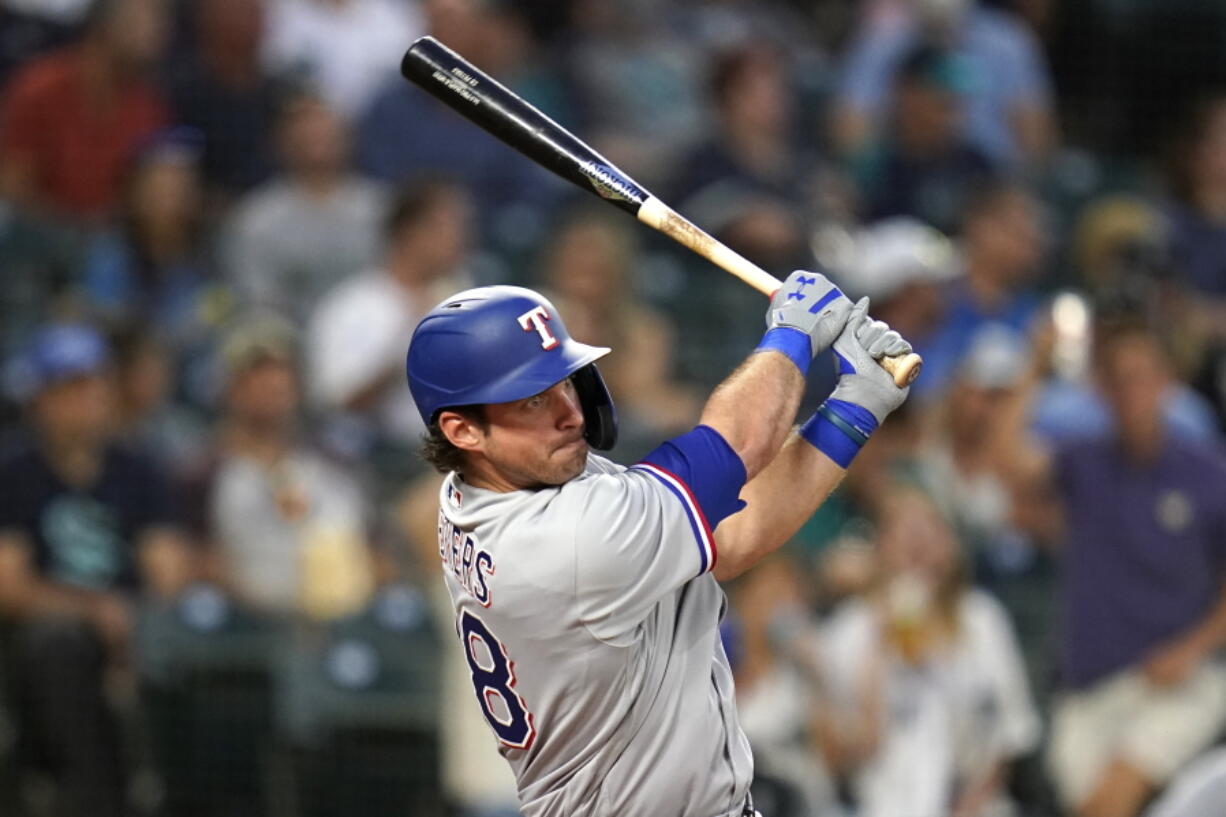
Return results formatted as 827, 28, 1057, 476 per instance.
518, 306, 559, 350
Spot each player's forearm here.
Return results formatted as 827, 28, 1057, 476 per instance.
713, 434, 843, 580
700, 351, 804, 481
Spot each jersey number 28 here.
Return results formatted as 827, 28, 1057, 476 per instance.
460, 610, 536, 749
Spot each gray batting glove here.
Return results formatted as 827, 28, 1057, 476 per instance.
766, 269, 853, 359
828, 297, 913, 424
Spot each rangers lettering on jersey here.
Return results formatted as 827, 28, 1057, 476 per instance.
438, 509, 494, 605
518, 306, 559, 350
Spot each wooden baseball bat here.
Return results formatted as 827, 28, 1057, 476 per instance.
400, 36, 921, 387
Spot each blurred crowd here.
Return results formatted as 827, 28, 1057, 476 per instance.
0, 0, 1225, 816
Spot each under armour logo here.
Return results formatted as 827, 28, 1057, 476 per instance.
787, 275, 817, 300
518, 306, 559, 350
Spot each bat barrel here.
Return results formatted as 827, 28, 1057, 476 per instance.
402, 37, 649, 217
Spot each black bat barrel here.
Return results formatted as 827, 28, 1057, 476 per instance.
401, 36, 649, 216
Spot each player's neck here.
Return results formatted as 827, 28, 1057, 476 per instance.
458, 463, 521, 493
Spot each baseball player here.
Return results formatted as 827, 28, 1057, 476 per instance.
405, 270, 911, 816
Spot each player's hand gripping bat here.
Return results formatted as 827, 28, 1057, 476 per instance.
400, 36, 921, 387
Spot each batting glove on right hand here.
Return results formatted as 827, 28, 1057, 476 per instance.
828, 297, 913, 424
799, 298, 912, 468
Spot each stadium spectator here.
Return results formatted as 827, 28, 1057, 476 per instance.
107, 323, 210, 477
730, 554, 834, 817
1163, 94, 1226, 425
998, 320, 1226, 817
541, 209, 701, 459
220, 91, 387, 325
169, 0, 287, 201
827, 217, 958, 349
852, 44, 995, 236
818, 486, 1040, 817
915, 179, 1046, 398
260, 0, 421, 122
356, 0, 565, 251
0, 323, 193, 817
195, 316, 374, 619
79, 128, 231, 405
832, 0, 1056, 169
671, 42, 813, 273
564, 0, 704, 186
0, 0, 169, 223
307, 178, 474, 464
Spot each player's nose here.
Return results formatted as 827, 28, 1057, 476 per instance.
551, 381, 583, 431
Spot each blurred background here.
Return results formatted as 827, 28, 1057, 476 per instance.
0, 0, 1225, 815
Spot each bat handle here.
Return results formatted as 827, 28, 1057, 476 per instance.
637, 197, 922, 388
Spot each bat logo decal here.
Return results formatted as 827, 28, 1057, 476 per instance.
579, 161, 642, 204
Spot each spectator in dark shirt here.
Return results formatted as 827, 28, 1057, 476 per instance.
671, 42, 813, 273
1001, 320, 1226, 817
0, 323, 193, 817
169, 0, 285, 203
852, 45, 995, 236
1163, 95, 1226, 427
355, 0, 564, 251
0, 0, 168, 223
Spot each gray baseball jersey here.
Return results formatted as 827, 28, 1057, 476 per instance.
435, 428, 755, 816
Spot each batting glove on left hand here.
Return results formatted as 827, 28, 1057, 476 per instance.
764, 269, 853, 361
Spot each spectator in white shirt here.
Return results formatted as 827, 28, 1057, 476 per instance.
307, 177, 474, 460
221, 90, 388, 325
818, 485, 1040, 817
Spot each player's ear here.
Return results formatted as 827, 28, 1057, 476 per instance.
438, 409, 486, 452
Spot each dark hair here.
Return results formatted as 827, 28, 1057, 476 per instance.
385, 176, 464, 244
419, 405, 486, 474
1165, 93, 1226, 204
710, 43, 780, 109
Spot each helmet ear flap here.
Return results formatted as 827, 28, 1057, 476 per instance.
572, 364, 617, 451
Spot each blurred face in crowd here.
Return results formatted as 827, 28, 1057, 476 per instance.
947, 380, 1012, 447
966, 188, 1043, 283
1097, 332, 1170, 452
895, 78, 962, 156
547, 217, 630, 308
33, 374, 117, 447
720, 51, 791, 137
278, 98, 349, 179
130, 154, 202, 241
101, 0, 169, 70
117, 339, 170, 422
390, 185, 473, 281
228, 356, 300, 431
1191, 100, 1226, 193
198, 0, 264, 60
424, 0, 485, 56
442, 378, 588, 491
876, 490, 959, 587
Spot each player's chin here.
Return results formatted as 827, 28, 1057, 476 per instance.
551, 439, 589, 482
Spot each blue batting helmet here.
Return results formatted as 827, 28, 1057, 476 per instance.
406, 286, 618, 450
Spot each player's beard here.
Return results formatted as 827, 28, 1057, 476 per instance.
488, 436, 589, 490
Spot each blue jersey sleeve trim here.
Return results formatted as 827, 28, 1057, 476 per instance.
632, 425, 750, 574
632, 462, 718, 575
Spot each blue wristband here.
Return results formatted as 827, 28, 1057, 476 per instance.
755, 327, 810, 376
799, 398, 879, 468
